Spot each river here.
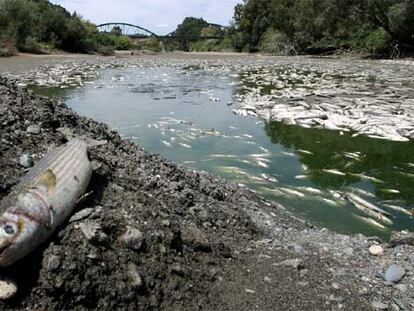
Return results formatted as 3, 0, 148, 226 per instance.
3, 53, 414, 239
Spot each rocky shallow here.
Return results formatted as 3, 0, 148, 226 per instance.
0, 70, 413, 310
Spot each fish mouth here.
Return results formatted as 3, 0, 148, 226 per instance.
0, 239, 10, 256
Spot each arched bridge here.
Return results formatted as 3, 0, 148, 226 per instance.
96, 22, 226, 39
96, 23, 158, 38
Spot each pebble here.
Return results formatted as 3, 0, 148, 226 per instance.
127, 263, 143, 290
46, 255, 61, 273
118, 226, 144, 251
19, 153, 33, 168
384, 264, 405, 283
26, 124, 41, 134
343, 247, 354, 256
263, 276, 272, 284
79, 222, 108, 245
372, 301, 388, 310
0, 279, 17, 300
369, 245, 384, 256
69, 207, 96, 223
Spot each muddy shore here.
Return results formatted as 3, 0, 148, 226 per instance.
0, 68, 413, 309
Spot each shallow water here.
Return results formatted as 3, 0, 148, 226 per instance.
34, 62, 414, 239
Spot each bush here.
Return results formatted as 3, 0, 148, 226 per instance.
96, 45, 115, 56
361, 28, 391, 55
18, 37, 45, 54
258, 28, 295, 55
0, 35, 17, 57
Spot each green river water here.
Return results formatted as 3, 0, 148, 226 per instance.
34, 64, 414, 239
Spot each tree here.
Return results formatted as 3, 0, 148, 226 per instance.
174, 17, 210, 37
111, 26, 122, 36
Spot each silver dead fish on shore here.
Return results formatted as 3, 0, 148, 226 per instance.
0, 139, 93, 266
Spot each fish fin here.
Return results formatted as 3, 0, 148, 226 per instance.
57, 127, 107, 147
33, 170, 57, 192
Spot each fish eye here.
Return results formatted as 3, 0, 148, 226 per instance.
2, 223, 17, 236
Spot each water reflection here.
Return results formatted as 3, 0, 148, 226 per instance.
264, 122, 414, 205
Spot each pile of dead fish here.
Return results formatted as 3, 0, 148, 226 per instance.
232, 60, 414, 142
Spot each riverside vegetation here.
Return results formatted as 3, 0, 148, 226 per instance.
1, 0, 414, 57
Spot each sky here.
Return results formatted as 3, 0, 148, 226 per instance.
50, 0, 242, 35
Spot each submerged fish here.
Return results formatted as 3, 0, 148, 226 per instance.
0, 139, 93, 266
322, 169, 346, 176
354, 215, 387, 230
346, 193, 392, 224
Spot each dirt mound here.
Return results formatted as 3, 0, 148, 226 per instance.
0, 76, 412, 310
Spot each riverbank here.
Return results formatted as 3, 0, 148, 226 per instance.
0, 74, 413, 310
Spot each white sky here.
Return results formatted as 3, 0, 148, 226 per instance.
50, 0, 242, 35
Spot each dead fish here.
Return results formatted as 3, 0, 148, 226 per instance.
297, 149, 314, 155
0, 139, 94, 266
380, 189, 400, 194
381, 204, 411, 216
349, 173, 384, 184
345, 193, 393, 224
322, 169, 346, 176
294, 175, 308, 180
280, 187, 305, 198
354, 215, 387, 230
300, 187, 322, 195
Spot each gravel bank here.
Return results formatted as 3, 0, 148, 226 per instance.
0, 76, 413, 310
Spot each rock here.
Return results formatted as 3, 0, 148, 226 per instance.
263, 276, 272, 284
180, 223, 211, 252
19, 153, 33, 168
293, 244, 306, 255
384, 264, 405, 283
390, 231, 414, 247
372, 301, 388, 310
118, 226, 144, 251
369, 245, 384, 256
79, 222, 108, 245
0, 278, 17, 300
69, 207, 96, 223
394, 284, 407, 293
127, 263, 143, 290
46, 255, 61, 273
343, 247, 354, 256
274, 258, 304, 270
26, 124, 41, 134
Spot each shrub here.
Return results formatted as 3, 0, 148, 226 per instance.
258, 28, 295, 55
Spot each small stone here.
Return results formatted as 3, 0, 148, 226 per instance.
46, 255, 61, 273
127, 263, 143, 290
79, 222, 108, 245
343, 247, 354, 256
384, 264, 405, 284
293, 244, 305, 255
372, 301, 388, 310
274, 258, 304, 270
180, 223, 211, 252
26, 124, 41, 134
0, 279, 17, 300
118, 226, 144, 251
394, 284, 407, 293
332, 282, 340, 290
19, 153, 33, 168
69, 208, 95, 223
263, 276, 272, 284
369, 245, 384, 256
390, 231, 414, 247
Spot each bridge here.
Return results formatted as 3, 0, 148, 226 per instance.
96, 22, 226, 40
